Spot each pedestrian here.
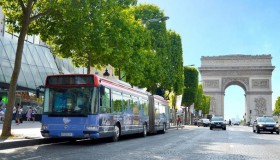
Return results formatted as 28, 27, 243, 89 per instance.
177, 115, 182, 130
0, 108, 4, 122
229, 119, 232, 126
15, 103, 23, 125
31, 107, 37, 122
26, 107, 32, 121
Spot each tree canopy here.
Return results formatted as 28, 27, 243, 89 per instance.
181, 66, 199, 107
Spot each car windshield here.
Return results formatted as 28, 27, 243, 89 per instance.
257, 117, 275, 122
212, 117, 223, 121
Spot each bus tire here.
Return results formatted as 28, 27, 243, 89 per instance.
112, 125, 120, 142
142, 124, 147, 137
161, 123, 166, 134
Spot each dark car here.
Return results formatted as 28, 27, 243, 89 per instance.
252, 116, 279, 134
210, 116, 226, 130
197, 118, 210, 127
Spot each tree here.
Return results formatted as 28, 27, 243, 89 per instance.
39, 0, 139, 74
194, 84, 203, 116
201, 95, 210, 116
0, 0, 58, 137
167, 31, 184, 96
181, 66, 198, 124
131, 4, 169, 94
0, 0, 88, 138
181, 66, 199, 107
273, 96, 280, 115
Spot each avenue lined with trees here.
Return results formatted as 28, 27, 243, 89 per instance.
0, 0, 209, 137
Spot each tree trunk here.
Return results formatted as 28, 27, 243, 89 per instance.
1, 13, 29, 138
87, 54, 91, 74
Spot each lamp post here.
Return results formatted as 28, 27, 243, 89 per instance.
142, 16, 169, 24
103, 68, 110, 78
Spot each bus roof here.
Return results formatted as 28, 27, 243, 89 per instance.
98, 75, 151, 98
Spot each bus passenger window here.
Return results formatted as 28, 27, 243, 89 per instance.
100, 87, 111, 113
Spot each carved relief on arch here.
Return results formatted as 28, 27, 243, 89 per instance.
254, 97, 267, 116
203, 80, 219, 88
222, 77, 249, 91
252, 79, 269, 89
210, 97, 216, 114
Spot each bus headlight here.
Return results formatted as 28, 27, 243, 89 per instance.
86, 126, 98, 131
41, 125, 48, 130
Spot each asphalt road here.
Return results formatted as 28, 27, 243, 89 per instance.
0, 125, 279, 160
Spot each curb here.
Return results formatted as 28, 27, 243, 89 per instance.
0, 138, 46, 150
0, 138, 68, 150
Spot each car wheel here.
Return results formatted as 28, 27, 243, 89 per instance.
276, 131, 279, 134
223, 127, 226, 130
253, 128, 255, 133
257, 128, 260, 134
112, 125, 120, 142
210, 127, 213, 130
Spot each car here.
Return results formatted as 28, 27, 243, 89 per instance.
197, 118, 210, 127
210, 116, 226, 130
252, 116, 279, 134
233, 121, 240, 125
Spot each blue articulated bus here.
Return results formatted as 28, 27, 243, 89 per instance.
40, 74, 170, 141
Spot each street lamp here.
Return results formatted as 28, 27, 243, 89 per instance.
142, 16, 170, 25
186, 64, 195, 67
103, 68, 110, 78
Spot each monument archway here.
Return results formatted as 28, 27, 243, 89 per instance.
199, 55, 275, 124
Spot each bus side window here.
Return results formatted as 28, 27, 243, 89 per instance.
100, 87, 111, 113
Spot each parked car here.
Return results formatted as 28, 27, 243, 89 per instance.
252, 116, 279, 134
197, 118, 210, 127
210, 116, 226, 130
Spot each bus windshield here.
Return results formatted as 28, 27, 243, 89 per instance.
43, 86, 98, 115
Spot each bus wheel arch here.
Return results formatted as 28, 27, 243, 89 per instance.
112, 122, 121, 142
142, 122, 147, 137
161, 123, 166, 134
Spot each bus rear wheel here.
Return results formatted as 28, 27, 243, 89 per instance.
160, 123, 166, 134
142, 124, 147, 137
112, 125, 120, 142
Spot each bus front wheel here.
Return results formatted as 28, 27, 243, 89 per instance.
112, 125, 120, 142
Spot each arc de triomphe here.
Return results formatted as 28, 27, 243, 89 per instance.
199, 55, 275, 123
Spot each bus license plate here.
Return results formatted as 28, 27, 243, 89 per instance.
61, 132, 73, 137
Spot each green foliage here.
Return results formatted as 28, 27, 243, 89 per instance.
166, 30, 184, 95
195, 84, 203, 110
273, 96, 280, 115
130, 4, 168, 94
38, 0, 139, 72
201, 95, 210, 115
181, 67, 199, 107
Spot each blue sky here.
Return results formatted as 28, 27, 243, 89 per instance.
138, 0, 280, 121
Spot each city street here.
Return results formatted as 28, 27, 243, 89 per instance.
0, 125, 279, 160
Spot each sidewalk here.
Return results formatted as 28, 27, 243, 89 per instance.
0, 121, 43, 143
